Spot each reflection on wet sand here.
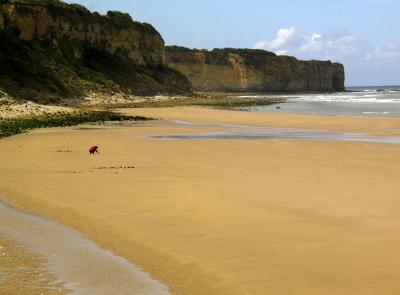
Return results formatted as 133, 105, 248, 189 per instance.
0, 201, 170, 295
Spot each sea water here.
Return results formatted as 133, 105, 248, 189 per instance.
153, 123, 400, 144
238, 86, 400, 117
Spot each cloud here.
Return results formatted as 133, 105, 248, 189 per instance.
363, 44, 400, 64
253, 26, 400, 85
300, 33, 357, 58
300, 34, 323, 53
253, 27, 400, 69
253, 27, 357, 60
374, 44, 400, 60
253, 26, 296, 54
275, 49, 288, 55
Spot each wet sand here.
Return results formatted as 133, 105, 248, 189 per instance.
0, 236, 67, 295
1, 107, 400, 294
0, 201, 170, 295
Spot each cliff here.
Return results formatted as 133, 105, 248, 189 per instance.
166, 46, 345, 92
0, 0, 191, 102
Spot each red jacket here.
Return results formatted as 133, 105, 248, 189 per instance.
89, 146, 98, 153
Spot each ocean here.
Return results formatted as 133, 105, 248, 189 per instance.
238, 86, 400, 117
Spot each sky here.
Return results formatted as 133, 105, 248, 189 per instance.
65, 0, 400, 87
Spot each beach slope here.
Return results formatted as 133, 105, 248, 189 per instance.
1, 108, 400, 294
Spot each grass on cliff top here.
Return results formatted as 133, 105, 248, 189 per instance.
1, 0, 64, 5
1, 0, 159, 35
166, 45, 277, 66
0, 111, 150, 139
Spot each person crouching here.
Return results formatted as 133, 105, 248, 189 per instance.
89, 146, 99, 154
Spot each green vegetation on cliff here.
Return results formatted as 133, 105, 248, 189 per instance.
0, 30, 190, 103
0, 0, 191, 103
0, 31, 68, 102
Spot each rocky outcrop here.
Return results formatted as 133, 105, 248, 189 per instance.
0, 0, 191, 101
166, 47, 345, 92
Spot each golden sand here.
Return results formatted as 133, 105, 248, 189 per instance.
1, 107, 400, 294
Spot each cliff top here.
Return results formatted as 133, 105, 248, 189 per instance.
167, 45, 276, 56
1, 0, 160, 35
166, 45, 344, 66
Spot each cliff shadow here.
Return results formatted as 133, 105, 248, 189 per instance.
0, 31, 81, 104
80, 47, 191, 97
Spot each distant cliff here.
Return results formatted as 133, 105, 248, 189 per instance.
0, 0, 191, 102
166, 46, 345, 92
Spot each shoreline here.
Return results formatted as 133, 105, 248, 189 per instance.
0, 199, 170, 295
0, 235, 68, 295
0, 93, 284, 118
124, 107, 400, 135
1, 107, 400, 294
0, 111, 151, 139
0, 94, 284, 137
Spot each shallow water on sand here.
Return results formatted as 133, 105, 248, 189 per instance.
153, 121, 400, 144
0, 200, 171, 295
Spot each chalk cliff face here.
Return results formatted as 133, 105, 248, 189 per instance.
166, 47, 345, 92
1, 1, 164, 65
0, 0, 190, 101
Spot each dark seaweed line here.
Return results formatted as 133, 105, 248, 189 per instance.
0, 111, 150, 139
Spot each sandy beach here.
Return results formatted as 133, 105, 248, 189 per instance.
1, 107, 400, 294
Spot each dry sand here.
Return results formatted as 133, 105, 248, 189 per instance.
1, 107, 400, 294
